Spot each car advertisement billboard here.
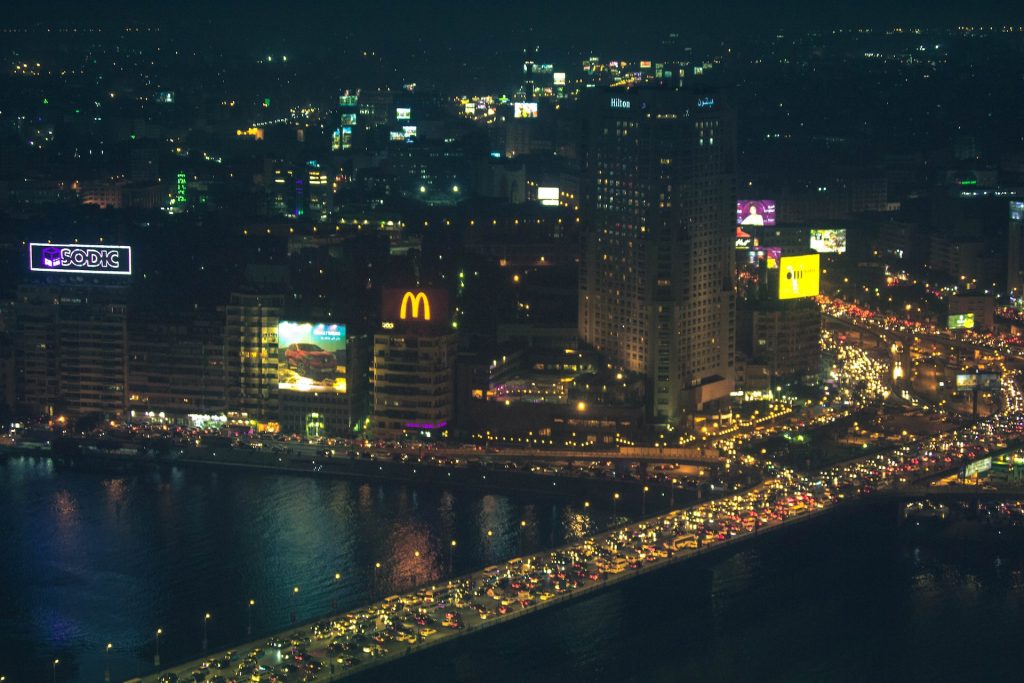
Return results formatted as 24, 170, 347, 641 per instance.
396, 107, 412, 121
381, 288, 449, 329
778, 253, 820, 300
513, 102, 538, 118
29, 243, 132, 275
809, 228, 847, 254
277, 322, 347, 393
947, 313, 975, 330
955, 373, 1000, 392
737, 200, 776, 227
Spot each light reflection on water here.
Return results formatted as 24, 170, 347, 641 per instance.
0, 455, 606, 682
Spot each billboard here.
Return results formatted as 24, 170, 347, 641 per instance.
396, 107, 412, 121
29, 243, 132, 275
751, 247, 781, 269
737, 200, 776, 227
1011, 201, 1024, 222
809, 228, 847, 254
947, 313, 975, 330
537, 187, 559, 206
381, 288, 449, 328
964, 457, 993, 477
735, 226, 754, 250
513, 102, 538, 118
955, 373, 1000, 392
402, 125, 418, 139
277, 322, 347, 393
778, 254, 820, 300
553, 72, 566, 86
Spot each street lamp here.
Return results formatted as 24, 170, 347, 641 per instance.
374, 562, 382, 598
202, 613, 211, 650
105, 642, 113, 682
291, 586, 299, 623
247, 599, 255, 636
53, 658, 59, 683
642, 485, 649, 516
332, 571, 342, 611
449, 539, 457, 574
154, 628, 162, 667
613, 492, 620, 518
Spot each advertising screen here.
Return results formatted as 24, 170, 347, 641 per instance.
751, 247, 781, 269
778, 254, 820, 300
340, 112, 357, 126
553, 72, 566, 86
514, 102, 538, 118
389, 131, 405, 142
396, 107, 412, 121
737, 200, 777, 227
955, 373, 1000, 392
537, 187, 559, 206
809, 228, 847, 254
964, 457, 993, 477
29, 243, 132, 275
402, 125, 418, 139
947, 313, 975, 330
1011, 201, 1024, 222
735, 226, 754, 250
382, 288, 449, 328
277, 322, 347, 393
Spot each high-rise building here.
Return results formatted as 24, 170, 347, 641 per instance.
14, 284, 128, 418
371, 288, 455, 439
225, 292, 283, 423
579, 87, 736, 425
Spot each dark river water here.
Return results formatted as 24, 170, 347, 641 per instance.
3, 455, 1024, 682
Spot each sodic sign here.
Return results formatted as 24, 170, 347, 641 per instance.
778, 254, 819, 300
29, 243, 132, 275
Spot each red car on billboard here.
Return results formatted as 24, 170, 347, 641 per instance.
284, 343, 336, 378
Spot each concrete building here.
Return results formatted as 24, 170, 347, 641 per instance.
224, 292, 283, 423
579, 86, 736, 425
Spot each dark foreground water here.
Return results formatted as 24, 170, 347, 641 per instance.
4, 456, 1024, 683
0, 456, 605, 682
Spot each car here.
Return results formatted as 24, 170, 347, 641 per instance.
284, 343, 336, 378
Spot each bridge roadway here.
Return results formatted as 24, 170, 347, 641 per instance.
281, 441, 724, 466
138, 480, 825, 683
139, 415, 1018, 683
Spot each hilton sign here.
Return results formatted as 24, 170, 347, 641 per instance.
29, 243, 132, 275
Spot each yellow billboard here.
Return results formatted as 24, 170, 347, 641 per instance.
778, 254, 820, 300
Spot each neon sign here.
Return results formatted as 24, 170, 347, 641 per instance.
610, 97, 631, 110
29, 243, 132, 275
400, 291, 431, 320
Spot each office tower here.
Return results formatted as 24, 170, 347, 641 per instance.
579, 87, 736, 425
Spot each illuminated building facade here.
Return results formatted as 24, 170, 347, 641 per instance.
224, 292, 282, 422
372, 288, 455, 439
579, 87, 736, 425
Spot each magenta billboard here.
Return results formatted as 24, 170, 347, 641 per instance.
736, 200, 777, 227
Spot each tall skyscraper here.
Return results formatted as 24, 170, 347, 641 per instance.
579, 87, 736, 425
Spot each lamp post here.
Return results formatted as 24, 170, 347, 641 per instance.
613, 492, 620, 518
449, 540, 457, 574
202, 613, 211, 651
53, 658, 59, 683
105, 642, 112, 682
374, 562, 382, 598
642, 485, 649, 516
154, 628, 162, 667
291, 586, 299, 623
333, 572, 342, 611
247, 599, 255, 636
671, 479, 678, 508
